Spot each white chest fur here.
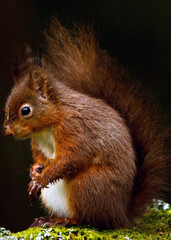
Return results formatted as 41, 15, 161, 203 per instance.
33, 129, 70, 217
33, 128, 56, 159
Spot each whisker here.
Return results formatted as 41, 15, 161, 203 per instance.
17, 168, 29, 175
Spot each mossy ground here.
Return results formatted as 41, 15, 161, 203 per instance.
1, 208, 170, 239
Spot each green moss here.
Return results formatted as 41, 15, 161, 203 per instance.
1, 207, 170, 240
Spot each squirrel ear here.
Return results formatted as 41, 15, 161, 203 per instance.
31, 70, 49, 100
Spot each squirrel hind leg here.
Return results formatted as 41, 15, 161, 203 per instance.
66, 164, 132, 229
29, 216, 80, 228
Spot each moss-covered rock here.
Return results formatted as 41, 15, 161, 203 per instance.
1, 208, 170, 239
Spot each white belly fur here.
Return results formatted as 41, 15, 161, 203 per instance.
33, 128, 70, 217
40, 180, 70, 217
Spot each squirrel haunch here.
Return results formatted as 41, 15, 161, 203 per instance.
4, 19, 170, 229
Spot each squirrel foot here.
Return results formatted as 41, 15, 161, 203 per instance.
29, 217, 80, 228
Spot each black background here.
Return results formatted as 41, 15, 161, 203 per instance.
0, 0, 170, 232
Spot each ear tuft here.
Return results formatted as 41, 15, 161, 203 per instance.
12, 45, 41, 82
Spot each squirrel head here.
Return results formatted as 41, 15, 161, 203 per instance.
3, 47, 61, 139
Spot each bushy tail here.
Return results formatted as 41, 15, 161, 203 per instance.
43, 19, 170, 219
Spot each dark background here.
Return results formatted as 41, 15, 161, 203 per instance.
0, 0, 170, 232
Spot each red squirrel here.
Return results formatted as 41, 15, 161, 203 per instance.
3, 19, 170, 229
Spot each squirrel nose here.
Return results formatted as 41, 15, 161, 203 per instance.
2, 125, 13, 136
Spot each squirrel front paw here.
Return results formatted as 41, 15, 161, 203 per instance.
28, 178, 44, 202
30, 162, 45, 179
28, 163, 45, 202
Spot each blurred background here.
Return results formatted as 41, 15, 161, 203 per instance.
0, 0, 170, 232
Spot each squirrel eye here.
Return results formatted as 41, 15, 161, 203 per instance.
21, 106, 30, 116
20, 104, 33, 118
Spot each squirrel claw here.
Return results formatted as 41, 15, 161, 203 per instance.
28, 179, 43, 202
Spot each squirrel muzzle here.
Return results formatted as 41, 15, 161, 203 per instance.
3, 124, 14, 137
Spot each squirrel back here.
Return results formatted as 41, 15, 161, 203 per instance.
43, 19, 170, 218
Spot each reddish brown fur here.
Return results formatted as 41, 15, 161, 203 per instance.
44, 19, 170, 219
3, 19, 170, 229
